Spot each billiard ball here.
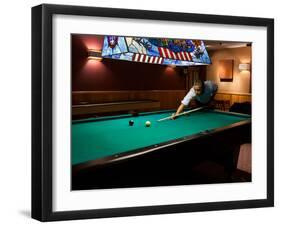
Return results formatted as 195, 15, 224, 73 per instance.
132, 112, 139, 117
145, 121, 151, 127
129, 120, 134, 126
129, 110, 139, 117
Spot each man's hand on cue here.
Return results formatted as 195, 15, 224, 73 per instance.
172, 103, 185, 120
171, 113, 178, 120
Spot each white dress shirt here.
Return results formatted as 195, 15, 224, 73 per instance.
181, 81, 218, 106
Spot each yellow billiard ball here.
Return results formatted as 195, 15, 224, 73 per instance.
145, 121, 151, 127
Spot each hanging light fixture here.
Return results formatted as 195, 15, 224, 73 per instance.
100, 36, 212, 67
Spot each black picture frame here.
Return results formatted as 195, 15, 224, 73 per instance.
32, 3, 274, 222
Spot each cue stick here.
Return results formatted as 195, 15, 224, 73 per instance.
157, 106, 205, 122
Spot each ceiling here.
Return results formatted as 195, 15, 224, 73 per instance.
204, 40, 251, 50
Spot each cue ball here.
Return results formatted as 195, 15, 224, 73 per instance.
129, 120, 134, 126
145, 121, 151, 127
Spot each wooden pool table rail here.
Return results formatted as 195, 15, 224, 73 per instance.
72, 100, 160, 115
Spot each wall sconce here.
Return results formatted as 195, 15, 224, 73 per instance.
239, 63, 250, 71
88, 49, 102, 60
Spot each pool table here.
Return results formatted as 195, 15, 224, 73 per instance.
72, 109, 251, 190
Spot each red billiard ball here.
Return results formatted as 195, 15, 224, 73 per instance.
131, 110, 139, 117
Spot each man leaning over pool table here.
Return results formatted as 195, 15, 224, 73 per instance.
172, 80, 218, 119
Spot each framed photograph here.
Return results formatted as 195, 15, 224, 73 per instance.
218, 59, 234, 81
32, 4, 274, 221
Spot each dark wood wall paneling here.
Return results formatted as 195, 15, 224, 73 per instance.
72, 90, 187, 110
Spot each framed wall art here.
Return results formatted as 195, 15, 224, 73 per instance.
32, 4, 274, 221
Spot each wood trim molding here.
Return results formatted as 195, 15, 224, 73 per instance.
216, 91, 252, 96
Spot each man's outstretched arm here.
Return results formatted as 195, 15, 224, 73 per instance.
171, 103, 185, 119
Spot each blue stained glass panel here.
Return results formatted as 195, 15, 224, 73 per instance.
125, 37, 160, 56
102, 36, 128, 56
103, 53, 134, 62
101, 36, 211, 66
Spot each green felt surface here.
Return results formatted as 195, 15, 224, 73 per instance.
72, 110, 250, 165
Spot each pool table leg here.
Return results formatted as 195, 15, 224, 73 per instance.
224, 144, 242, 181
